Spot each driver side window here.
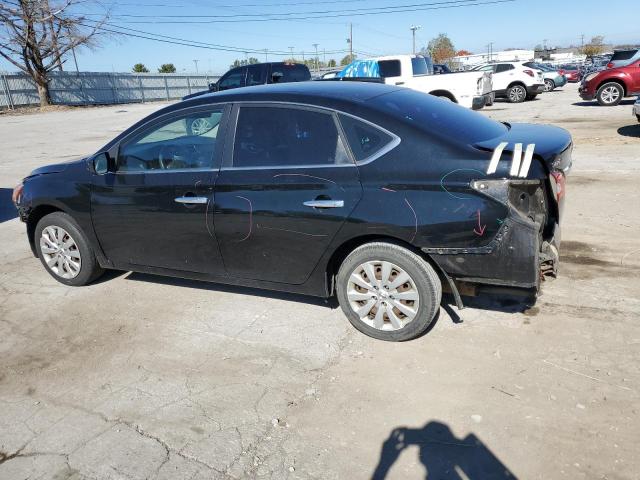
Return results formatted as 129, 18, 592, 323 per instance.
118, 108, 224, 172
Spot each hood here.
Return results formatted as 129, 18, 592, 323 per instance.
474, 123, 572, 172
26, 158, 86, 179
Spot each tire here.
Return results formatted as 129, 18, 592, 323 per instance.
35, 212, 105, 286
596, 82, 624, 106
544, 79, 555, 92
186, 116, 214, 136
507, 84, 527, 103
336, 242, 442, 342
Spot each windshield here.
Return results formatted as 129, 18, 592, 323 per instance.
370, 88, 508, 144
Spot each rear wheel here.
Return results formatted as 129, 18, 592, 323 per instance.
336, 242, 442, 342
596, 82, 624, 106
544, 79, 555, 92
35, 212, 104, 286
507, 84, 527, 103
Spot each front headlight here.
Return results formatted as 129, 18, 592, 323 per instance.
584, 72, 600, 82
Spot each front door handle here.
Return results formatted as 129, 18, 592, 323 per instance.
303, 200, 344, 209
175, 196, 208, 204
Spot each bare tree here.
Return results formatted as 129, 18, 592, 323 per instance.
0, 0, 109, 106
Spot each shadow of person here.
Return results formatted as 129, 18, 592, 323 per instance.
617, 124, 640, 138
371, 421, 517, 479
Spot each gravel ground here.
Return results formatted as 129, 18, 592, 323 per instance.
0, 84, 639, 480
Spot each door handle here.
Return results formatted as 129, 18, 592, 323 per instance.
175, 196, 208, 204
303, 200, 344, 208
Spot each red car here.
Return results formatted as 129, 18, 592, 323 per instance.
579, 58, 640, 106
558, 65, 580, 83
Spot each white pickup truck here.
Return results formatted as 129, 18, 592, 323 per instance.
337, 54, 494, 110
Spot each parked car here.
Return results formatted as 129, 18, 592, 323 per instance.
579, 57, 640, 106
607, 48, 640, 69
12, 82, 572, 342
182, 62, 311, 100
433, 64, 452, 74
522, 62, 568, 92
558, 64, 581, 83
320, 70, 341, 80
471, 61, 545, 103
337, 55, 494, 109
634, 96, 640, 122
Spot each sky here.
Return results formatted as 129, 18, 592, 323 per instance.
1, 0, 638, 74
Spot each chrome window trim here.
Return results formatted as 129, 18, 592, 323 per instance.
221, 101, 400, 172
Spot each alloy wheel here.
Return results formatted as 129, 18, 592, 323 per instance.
347, 260, 420, 331
601, 86, 620, 105
509, 86, 526, 102
39, 225, 82, 279
544, 80, 554, 92
190, 118, 213, 135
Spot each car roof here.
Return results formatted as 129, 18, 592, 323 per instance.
179, 81, 404, 107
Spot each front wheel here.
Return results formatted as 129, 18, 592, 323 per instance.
544, 79, 555, 92
596, 82, 624, 106
35, 212, 104, 286
336, 242, 442, 342
507, 85, 527, 103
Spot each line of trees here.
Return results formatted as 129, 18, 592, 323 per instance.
132, 63, 177, 73
229, 56, 341, 70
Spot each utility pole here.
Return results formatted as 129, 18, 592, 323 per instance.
580, 34, 585, 49
244, 51, 248, 63
193, 59, 199, 74
348, 23, 353, 62
487, 42, 494, 62
288, 46, 294, 61
264, 49, 268, 62
313, 43, 319, 74
323, 48, 326, 66
410, 25, 421, 55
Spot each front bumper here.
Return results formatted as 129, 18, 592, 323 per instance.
527, 84, 545, 95
579, 84, 595, 100
472, 92, 494, 110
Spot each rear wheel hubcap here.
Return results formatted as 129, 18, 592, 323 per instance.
347, 260, 420, 331
40, 225, 81, 279
601, 86, 620, 104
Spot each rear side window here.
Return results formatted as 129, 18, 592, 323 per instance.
611, 49, 638, 61
270, 64, 311, 83
496, 64, 514, 73
246, 64, 267, 86
232, 106, 351, 168
378, 60, 402, 78
339, 114, 396, 163
411, 57, 430, 76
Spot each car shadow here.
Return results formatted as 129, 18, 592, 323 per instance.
572, 99, 636, 107
123, 271, 339, 308
618, 124, 640, 138
0, 188, 18, 224
371, 420, 517, 479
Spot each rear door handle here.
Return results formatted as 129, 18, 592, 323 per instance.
175, 196, 208, 204
303, 200, 344, 209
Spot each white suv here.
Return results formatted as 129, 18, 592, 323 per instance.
472, 61, 545, 103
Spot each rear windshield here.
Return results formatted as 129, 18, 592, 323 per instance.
370, 88, 508, 144
271, 63, 311, 83
378, 60, 402, 78
610, 49, 638, 61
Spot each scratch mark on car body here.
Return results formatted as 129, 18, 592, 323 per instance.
404, 198, 418, 243
440, 168, 486, 200
205, 197, 214, 238
381, 187, 397, 193
235, 195, 252, 242
273, 173, 345, 191
473, 209, 487, 236
257, 224, 328, 237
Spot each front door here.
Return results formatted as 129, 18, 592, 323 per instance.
213, 104, 362, 285
91, 105, 229, 274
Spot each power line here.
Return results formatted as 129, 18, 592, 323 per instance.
81, 0, 516, 24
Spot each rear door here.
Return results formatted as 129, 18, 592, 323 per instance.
213, 103, 362, 284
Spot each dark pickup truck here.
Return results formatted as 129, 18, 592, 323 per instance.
183, 62, 311, 99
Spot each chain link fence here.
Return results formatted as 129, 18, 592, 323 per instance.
0, 71, 220, 109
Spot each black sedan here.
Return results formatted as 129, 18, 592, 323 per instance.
13, 82, 572, 341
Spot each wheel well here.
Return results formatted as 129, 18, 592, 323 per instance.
26, 205, 64, 256
596, 79, 626, 96
428, 90, 457, 103
507, 81, 526, 90
545, 78, 555, 86
325, 235, 444, 295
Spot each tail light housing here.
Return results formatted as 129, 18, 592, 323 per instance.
558, 69, 565, 75
550, 171, 566, 202
607, 62, 614, 69
524, 69, 534, 77
12, 182, 24, 205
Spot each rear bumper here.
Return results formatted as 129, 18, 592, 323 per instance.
427, 214, 560, 290
555, 75, 567, 87
527, 84, 545, 95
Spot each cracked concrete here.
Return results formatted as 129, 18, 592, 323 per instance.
1, 86, 640, 479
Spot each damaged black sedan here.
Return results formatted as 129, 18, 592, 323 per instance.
13, 82, 571, 341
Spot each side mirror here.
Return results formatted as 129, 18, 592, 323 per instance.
93, 152, 110, 175
208, 82, 219, 92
